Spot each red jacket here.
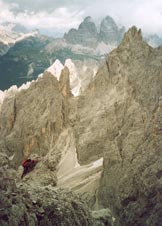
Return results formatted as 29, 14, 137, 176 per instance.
22, 159, 38, 167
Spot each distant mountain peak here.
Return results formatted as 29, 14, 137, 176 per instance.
64, 15, 124, 47
78, 16, 97, 33
83, 16, 93, 23
64, 16, 98, 48
103, 15, 116, 23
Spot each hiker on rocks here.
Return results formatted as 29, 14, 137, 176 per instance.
21, 158, 38, 179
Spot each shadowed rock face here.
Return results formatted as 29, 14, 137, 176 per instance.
81, 26, 162, 226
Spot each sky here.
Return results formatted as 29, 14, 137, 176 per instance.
0, 0, 162, 36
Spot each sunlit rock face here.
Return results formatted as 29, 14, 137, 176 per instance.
0, 72, 68, 167
46, 59, 64, 80
1, 25, 162, 226
46, 58, 96, 97
44, 27, 162, 225
59, 66, 72, 98
82, 26, 162, 226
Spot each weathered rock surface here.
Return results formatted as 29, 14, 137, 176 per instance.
0, 72, 68, 168
0, 67, 104, 212
0, 65, 105, 211
77, 26, 162, 225
0, 165, 103, 226
92, 209, 114, 226
1, 25, 162, 226
59, 66, 72, 98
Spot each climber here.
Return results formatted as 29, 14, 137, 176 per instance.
21, 158, 38, 179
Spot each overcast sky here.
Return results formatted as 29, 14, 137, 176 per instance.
0, 0, 162, 36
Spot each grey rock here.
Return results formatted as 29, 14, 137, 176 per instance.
59, 66, 73, 98
0, 72, 68, 168
92, 208, 114, 226
64, 15, 125, 49
1, 25, 162, 226
99, 16, 125, 44
0, 167, 101, 226
69, 26, 162, 225
89, 26, 162, 226
64, 16, 98, 48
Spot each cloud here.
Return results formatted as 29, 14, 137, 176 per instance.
2, 0, 85, 12
112, 0, 162, 34
0, 0, 162, 35
0, 1, 84, 33
82, 0, 162, 34
15, 8, 84, 31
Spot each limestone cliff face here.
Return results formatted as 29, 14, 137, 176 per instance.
0, 72, 68, 168
1, 25, 162, 226
64, 16, 98, 48
0, 66, 103, 206
78, 26, 162, 225
99, 16, 124, 44
64, 15, 125, 49
59, 66, 73, 98
0, 84, 112, 226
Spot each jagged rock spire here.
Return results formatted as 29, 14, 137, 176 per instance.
122, 26, 143, 44
59, 66, 72, 98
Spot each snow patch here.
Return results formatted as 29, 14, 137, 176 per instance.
0, 25, 38, 45
0, 90, 5, 104
46, 59, 81, 96
15, 31, 38, 43
18, 81, 33, 91
46, 59, 64, 80
90, 157, 103, 169
57, 144, 103, 191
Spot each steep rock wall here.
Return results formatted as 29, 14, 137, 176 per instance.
94, 27, 162, 226
73, 26, 162, 225
0, 72, 68, 167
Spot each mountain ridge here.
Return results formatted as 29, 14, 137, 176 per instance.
1, 26, 162, 225
1, 15, 162, 92
64, 15, 125, 47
